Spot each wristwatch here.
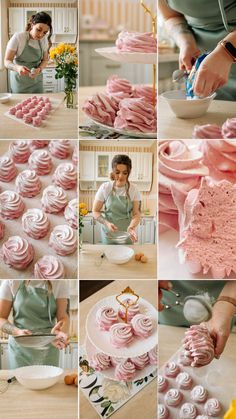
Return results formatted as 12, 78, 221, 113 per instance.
219, 40, 236, 62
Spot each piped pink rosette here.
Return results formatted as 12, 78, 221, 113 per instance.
118, 298, 140, 321
180, 403, 197, 419
200, 139, 236, 182
82, 93, 119, 126
131, 313, 153, 338
90, 353, 111, 371
133, 85, 157, 105
164, 388, 183, 407
116, 31, 157, 53
41, 185, 68, 213
29, 149, 53, 175
109, 323, 133, 348
192, 124, 223, 139
15, 170, 42, 197
49, 224, 77, 255
222, 118, 236, 138
30, 140, 49, 149
34, 255, 65, 279
158, 404, 170, 419
130, 353, 149, 370
164, 361, 180, 378
9, 141, 30, 163
158, 375, 169, 393
72, 146, 78, 166
0, 156, 17, 182
191, 385, 208, 403
96, 307, 118, 331
0, 221, 5, 240
52, 163, 77, 190
159, 140, 209, 233
114, 97, 157, 133
106, 75, 133, 102
176, 372, 193, 390
114, 360, 136, 381
22, 208, 49, 239
1, 236, 34, 269
110, 356, 127, 367
148, 345, 158, 365
48, 140, 71, 159
182, 325, 215, 367
0, 190, 25, 219
64, 199, 78, 229
204, 398, 221, 417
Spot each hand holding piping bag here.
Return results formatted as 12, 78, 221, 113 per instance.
51, 320, 70, 350
158, 281, 173, 311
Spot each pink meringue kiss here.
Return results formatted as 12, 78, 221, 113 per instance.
0, 190, 25, 219
131, 314, 153, 338
114, 97, 157, 133
52, 162, 77, 190
114, 360, 136, 381
30, 109, 38, 117
15, 104, 22, 111
1, 236, 34, 269
38, 110, 47, 120
176, 372, 193, 389
64, 199, 78, 229
191, 385, 208, 403
22, 208, 49, 239
90, 353, 111, 371
82, 93, 119, 126
204, 398, 221, 417
118, 298, 140, 322
29, 149, 53, 175
23, 115, 33, 124
9, 107, 17, 115
192, 124, 223, 139
164, 361, 180, 378
130, 353, 149, 370
158, 404, 170, 419
49, 224, 77, 256
116, 31, 157, 53
222, 118, 236, 138
110, 323, 133, 348
180, 403, 197, 419
148, 345, 158, 365
0, 156, 17, 182
96, 306, 118, 331
15, 170, 42, 197
110, 356, 128, 367
33, 116, 42, 127
9, 140, 31, 163
49, 140, 71, 159
158, 375, 169, 393
72, 146, 78, 166
15, 110, 23, 119
0, 221, 5, 240
34, 255, 65, 279
30, 140, 49, 149
165, 388, 183, 407
41, 185, 68, 213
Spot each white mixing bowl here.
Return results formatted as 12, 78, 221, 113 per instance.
161, 90, 216, 118
104, 245, 134, 264
0, 93, 12, 103
15, 365, 63, 390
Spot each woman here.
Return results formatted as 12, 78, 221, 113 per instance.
4, 12, 52, 93
0, 280, 70, 369
92, 154, 141, 244
159, 0, 236, 100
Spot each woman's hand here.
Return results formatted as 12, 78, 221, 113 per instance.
179, 39, 201, 72
13, 328, 32, 337
106, 222, 118, 233
127, 227, 137, 243
158, 280, 173, 311
16, 65, 31, 76
51, 320, 70, 349
29, 68, 41, 79
193, 47, 232, 97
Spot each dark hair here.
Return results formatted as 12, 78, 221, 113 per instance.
26, 12, 53, 45
110, 154, 132, 199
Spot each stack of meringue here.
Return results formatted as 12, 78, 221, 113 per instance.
116, 31, 157, 53
181, 325, 215, 367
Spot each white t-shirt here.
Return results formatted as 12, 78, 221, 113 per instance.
0, 280, 69, 302
6, 32, 48, 58
95, 181, 141, 203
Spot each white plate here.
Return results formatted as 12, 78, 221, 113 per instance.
85, 336, 156, 381
84, 115, 157, 139
95, 47, 157, 65
0, 93, 12, 103
86, 295, 158, 358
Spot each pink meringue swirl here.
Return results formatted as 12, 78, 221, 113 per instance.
53, 163, 77, 190
130, 353, 149, 370
114, 98, 157, 133
90, 353, 111, 371
193, 124, 223, 139
41, 185, 68, 213
176, 372, 193, 389
96, 306, 118, 331
158, 375, 168, 393
110, 356, 127, 367
131, 314, 153, 338
222, 118, 236, 138
116, 31, 157, 53
15, 169, 42, 197
158, 404, 169, 419
30, 140, 49, 149
34, 255, 65, 279
191, 385, 208, 403
106, 75, 133, 97
0, 156, 17, 182
1, 236, 34, 269
49, 224, 77, 256
29, 149, 53, 175
49, 140, 71, 159
180, 403, 197, 419
0, 221, 5, 240
64, 199, 78, 229
33, 116, 42, 127
200, 139, 236, 182
132, 85, 157, 105
109, 323, 133, 348
114, 360, 136, 381
0, 190, 25, 219
118, 298, 140, 321
9, 141, 30, 163
72, 146, 78, 166
83, 93, 118, 126
204, 398, 221, 417
164, 388, 183, 407
22, 208, 50, 239
164, 361, 180, 378
148, 345, 158, 365
182, 325, 215, 367
178, 352, 192, 366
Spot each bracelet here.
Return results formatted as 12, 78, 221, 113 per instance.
218, 40, 236, 62
215, 296, 236, 308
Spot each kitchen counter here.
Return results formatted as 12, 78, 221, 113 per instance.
0, 93, 78, 139
158, 96, 236, 139
0, 369, 77, 419
79, 244, 157, 279
80, 280, 157, 419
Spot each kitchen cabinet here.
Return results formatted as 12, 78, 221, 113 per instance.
79, 151, 95, 185
0, 343, 9, 369
129, 152, 153, 183
95, 152, 112, 181
42, 67, 65, 93
140, 217, 156, 244
81, 217, 94, 244
59, 343, 78, 369
9, 8, 24, 36
54, 8, 77, 35
94, 220, 103, 244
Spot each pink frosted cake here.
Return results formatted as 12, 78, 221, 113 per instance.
114, 97, 156, 133
200, 139, 236, 182
182, 325, 215, 367
82, 93, 118, 126
116, 31, 157, 53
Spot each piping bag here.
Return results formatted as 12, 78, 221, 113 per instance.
185, 52, 209, 99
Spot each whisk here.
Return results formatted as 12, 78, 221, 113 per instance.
0, 376, 16, 394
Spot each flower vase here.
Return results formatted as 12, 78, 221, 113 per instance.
64, 79, 77, 109
79, 236, 83, 252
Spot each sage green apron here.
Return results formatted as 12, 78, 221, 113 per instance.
101, 187, 133, 244
8, 281, 59, 369
167, 0, 236, 100
10, 33, 43, 93
159, 280, 226, 326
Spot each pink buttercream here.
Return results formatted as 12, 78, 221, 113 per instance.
96, 306, 118, 331
52, 162, 77, 190
110, 323, 133, 348
114, 360, 136, 381
114, 97, 156, 133
0, 156, 17, 182
34, 255, 65, 279
182, 325, 215, 367
193, 124, 223, 139
116, 31, 157, 53
1, 236, 34, 269
222, 118, 236, 138
9, 141, 30, 163
0, 190, 25, 219
49, 224, 77, 255
201, 139, 236, 182
83, 93, 119, 126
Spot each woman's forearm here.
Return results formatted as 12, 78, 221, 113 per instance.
57, 315, 70, 334
0, 319, 19, 335
93, 211, 108, 226
4, 59, 18, 72
213, 282, 236, 319
38, 58, 48, 72
128, 212, 141, 229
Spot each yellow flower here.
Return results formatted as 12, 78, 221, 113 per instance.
80, 208, 88, 216
79, 203, 87, 209
224, 400, 236, 419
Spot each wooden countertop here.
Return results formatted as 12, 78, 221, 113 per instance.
0, 369, 78, 419
79, 244, 157, 279
0, 93, 78, 139
158, 96, 236, 139
80, 280, 157, 419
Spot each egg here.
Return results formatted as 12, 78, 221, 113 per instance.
141, 255, 148, 263
64, 375, 74, 385
135, 253, 144, 261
